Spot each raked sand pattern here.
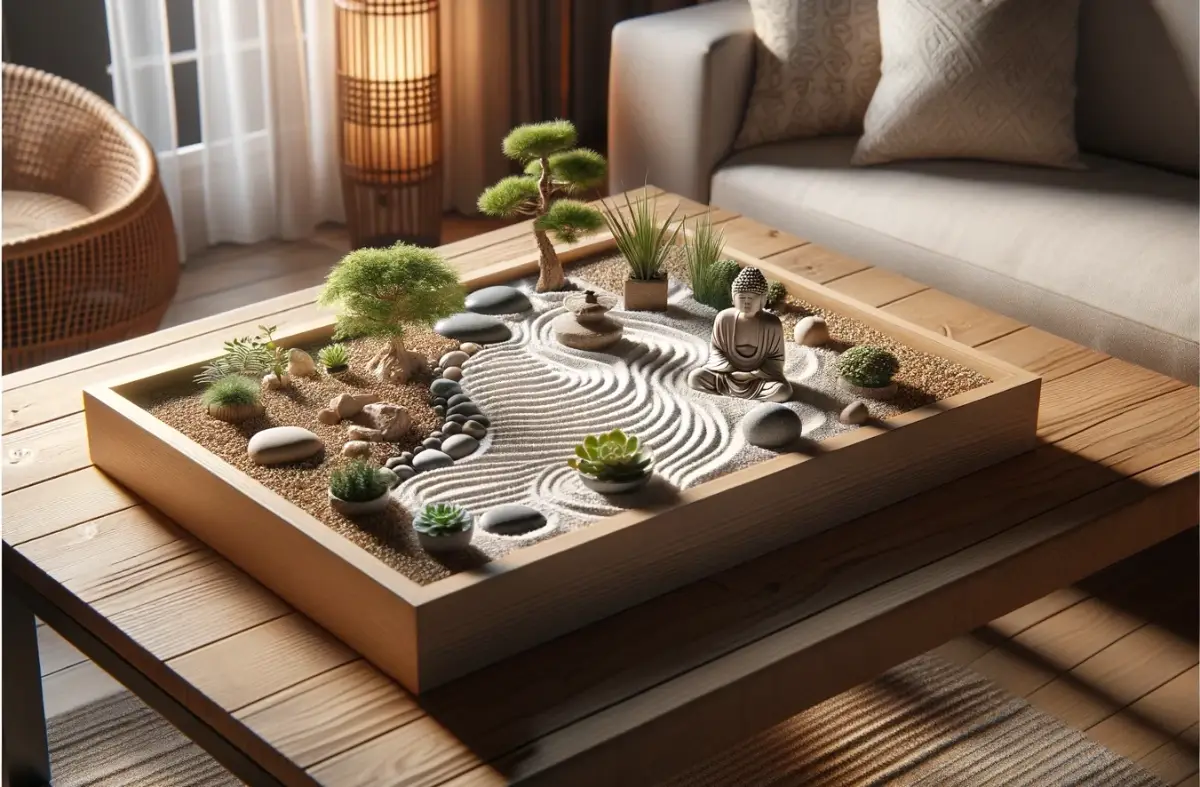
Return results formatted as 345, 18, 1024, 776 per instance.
399, 275, 874, 556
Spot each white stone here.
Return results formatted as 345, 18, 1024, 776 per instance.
341, 440, 372, 458
359, 402, 411, 441
287, 348, 316, 377
442, 366, 463, 381
460, 342, 482, 356
248, 427, 323, 465
793, 315, 830, 347
262, 372, 290, 390
439, 350, 469, 369
331, 392, 379, 420
839, 401, 870, 425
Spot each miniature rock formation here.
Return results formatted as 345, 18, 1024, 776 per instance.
331, 392, 380, 420
741, 403, 802, 449
465, 285, 532, 314
839, 401, 870, 425
287, 348, 316, 377
480, 504, 547, 536
346, 425, 384, 442
358, 402, 411, 441
793, 315, 830, 347
248, 426, 324, 465
553, 290, 623, 351
688, 267, 793, 403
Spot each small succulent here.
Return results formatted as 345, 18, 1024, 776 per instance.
701, 259, 741, 310
318, 343, 350, 372
201, 374, 260, 407
567, 429, 652, 482
414, 503, 471, 536
838, 345, 900, 388
329, 459, 388, 502
766, 280, 788, 310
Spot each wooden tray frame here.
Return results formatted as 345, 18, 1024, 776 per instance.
83, 235, 1041, 694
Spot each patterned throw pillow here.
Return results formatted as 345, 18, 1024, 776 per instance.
734, 0, 882, 150
852, 0, 1083, 168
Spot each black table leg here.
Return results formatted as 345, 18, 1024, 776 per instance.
3, 588, 51, 787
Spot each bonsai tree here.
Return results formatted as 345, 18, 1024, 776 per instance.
319, 243, 464, 384
478, 120, 606, 292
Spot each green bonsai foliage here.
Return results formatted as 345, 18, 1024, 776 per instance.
195, 325, 286, 384
766, 281, 788, 310
477, 120, 606, 292
567, 429, 652, 482
604, 189, 681, 281
329, 460, 388, 502
318, 343, 350, 372
838, 345, 901, 388
201, 374, 260, 408
319, 243, 464, 384
414, 503, 471, 536
684, 219, 728, 308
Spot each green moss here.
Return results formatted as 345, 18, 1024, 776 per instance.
201, 374, 260, 407
502, 120, 577, 160
766, 281, 788, 309
329, 460, 388, 502
414, 503, 471, 536
838, 346, 900, 388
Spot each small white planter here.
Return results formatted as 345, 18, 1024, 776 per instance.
580, 472, 652, 495
838, 377, 897, 401
329, 489, 391, 517
416, 519, 474, 554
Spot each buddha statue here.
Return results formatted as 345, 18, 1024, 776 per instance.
688, 267, 793, 403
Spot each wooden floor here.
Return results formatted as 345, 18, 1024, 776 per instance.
38, 214, 1199, 785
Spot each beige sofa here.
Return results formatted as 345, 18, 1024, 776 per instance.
608, 0, 1199, 383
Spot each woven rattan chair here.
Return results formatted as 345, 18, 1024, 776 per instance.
2, 63, 179, 371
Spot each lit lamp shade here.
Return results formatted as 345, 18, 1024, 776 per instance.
336, 0, 442, 246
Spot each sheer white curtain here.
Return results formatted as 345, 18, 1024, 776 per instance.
104, 0, 342, 259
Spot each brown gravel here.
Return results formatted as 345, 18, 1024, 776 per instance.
139, 328, 486, 585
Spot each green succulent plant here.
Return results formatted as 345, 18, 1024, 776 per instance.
684, 219, 729, 309
413, 503, 471, 536
567, 429, 652, 482
766, 281, 788, 310
603, 189, 681, 281
329, 460, 388, 502
696, 259, 741, 310
201, 374, 260, 407
318, 343, 350, 371
195, 325, 286, 384
838, 345, 901, 388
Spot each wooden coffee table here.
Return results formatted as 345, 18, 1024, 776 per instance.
4, 189, 1196, 787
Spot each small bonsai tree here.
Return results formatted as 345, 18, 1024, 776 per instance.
477, 120, 606, 292
567, 429, 652, 482
329, 460, 389, 502
319, 243, 464, 384
838, 346, 900, 389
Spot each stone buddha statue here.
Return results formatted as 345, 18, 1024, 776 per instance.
688, 267, 793, 403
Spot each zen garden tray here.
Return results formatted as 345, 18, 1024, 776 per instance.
83, 233, 1041, 694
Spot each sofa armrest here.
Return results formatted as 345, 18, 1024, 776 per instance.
608, 1, 755, 203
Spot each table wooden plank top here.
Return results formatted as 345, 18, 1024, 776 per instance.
4, 189, 1197, 787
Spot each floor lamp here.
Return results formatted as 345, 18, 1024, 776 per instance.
336, 0, 442, 249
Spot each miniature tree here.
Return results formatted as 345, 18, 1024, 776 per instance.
319, 243, 464, 384
477, 120, 606, 292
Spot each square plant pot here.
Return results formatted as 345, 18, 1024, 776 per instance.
624, 277, 668, 311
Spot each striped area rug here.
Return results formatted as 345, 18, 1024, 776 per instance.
48, 654, 1164, 786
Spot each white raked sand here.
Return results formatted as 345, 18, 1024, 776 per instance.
399, 276, 867, 556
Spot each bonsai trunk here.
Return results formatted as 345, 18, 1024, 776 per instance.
534, 229, 566, 292
367, 334, 424, 384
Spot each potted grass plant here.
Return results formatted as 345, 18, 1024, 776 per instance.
328, 459, 391, 516
567, 428, 654, 493
413, 503, 474, 553
604, 189, 680, 311
202, 374, 264, 423
318, 343, 350, 377
838, 345, 901, 400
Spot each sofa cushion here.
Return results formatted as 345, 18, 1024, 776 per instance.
711, 137, 1199, 382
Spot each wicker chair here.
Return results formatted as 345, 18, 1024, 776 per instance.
2, 63, 179, 371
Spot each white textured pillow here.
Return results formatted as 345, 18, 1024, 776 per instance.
735, 0, 881, 149
852, 0, 1083, 168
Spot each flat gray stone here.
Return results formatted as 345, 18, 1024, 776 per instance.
466, 414, 489, 428
445, 414, 468, 424
430, 379, 461, 397
448, 401, 481, 418
480, 504, 547, 536
441, 434, 479, 459
742, 403, 801, 450
447, 393, 472, 408
412, 450, 453, 473
462, 420, 488, 440
441, 421, 462, 435
434, 313, 512, 344
465, 286, 531, 315
393, 465, 415, 482
248, 427, 323, 465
